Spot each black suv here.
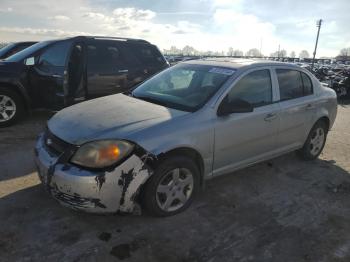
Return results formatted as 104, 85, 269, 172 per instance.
0, 36, 168, 126
0, 41, 37, 59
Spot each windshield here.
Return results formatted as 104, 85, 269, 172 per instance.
0, 43, 16, 57
5, 41, 52, 62
132, 63, 235, 112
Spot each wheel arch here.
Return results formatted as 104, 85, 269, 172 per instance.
316, 116, 330, 131
0, 82, 31, 110
156, 147, 205, 187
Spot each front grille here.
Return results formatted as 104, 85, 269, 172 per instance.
43, 128, 72, 156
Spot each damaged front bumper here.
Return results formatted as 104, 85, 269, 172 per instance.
34, 133, 152, 214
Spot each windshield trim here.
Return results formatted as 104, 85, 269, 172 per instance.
132, 93, 196, 112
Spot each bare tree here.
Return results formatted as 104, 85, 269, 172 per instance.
339, 48, 350, 57
227, 47, 234, 56
290, 51, 296, 58
270, 49, 287, 57
182, 45, 196, 56
233, 50, 243, 56
299, 50, 310, 59
270, 51, 279, 57
279, 50, 287, 58
246, 48, 262, 57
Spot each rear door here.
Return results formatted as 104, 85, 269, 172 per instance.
275, 68, 316, 151
86, 40, 130, 98
28, 41, 71, 109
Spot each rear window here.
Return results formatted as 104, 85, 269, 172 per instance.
301, 72, 313, 96
129, 43, 165, 66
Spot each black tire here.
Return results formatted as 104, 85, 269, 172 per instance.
298, 120, 328, 160
142, 156, 200, 217
0, 87, 25, 127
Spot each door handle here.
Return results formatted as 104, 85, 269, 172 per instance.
264, 113, 277, 122
305, 104, 315, 110
52, 74, 62, 78
118, 69, 128, 73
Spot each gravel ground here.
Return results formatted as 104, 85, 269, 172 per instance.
0, 103, 350, 262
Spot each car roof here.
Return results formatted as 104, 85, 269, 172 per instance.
14, 41, 37, 45
183, 58, 300, 70
43, 35, 151, 44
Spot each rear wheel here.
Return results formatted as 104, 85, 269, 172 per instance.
298, 121, 328, 160
143, 156, 200, 216
0, 87, 25, 127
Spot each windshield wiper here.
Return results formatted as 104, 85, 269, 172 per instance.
133, 95, 169, 107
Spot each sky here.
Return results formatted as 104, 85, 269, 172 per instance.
0, 0, 349, 57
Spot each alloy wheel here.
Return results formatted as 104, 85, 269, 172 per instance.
156, 168, 194, 212
0, 95, 16, 122
309, 127, 325, 156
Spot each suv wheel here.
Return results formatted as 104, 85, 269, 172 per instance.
143, 156, 200, 216
0, 87, 24, 127
298, 120, 327, 160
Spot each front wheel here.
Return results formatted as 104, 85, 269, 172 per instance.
0, 87, 25, 127
142, 156, 200, 217
298, 121, 328, 160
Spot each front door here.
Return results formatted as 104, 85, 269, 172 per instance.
28, 41, 71, 110
213, 69, 280, 176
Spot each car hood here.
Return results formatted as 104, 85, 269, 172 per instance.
48, 94, 188, 145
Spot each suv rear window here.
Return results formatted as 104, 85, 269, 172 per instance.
129, 43, 165, 66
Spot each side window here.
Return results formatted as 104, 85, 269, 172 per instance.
38, 41, 71, 67
87, 41, 124, 70
301, 72, 313, 96
130, 43, 165, 65
119, 44, 141, 67
276, 69, 303, 100
227, 69, 272, 107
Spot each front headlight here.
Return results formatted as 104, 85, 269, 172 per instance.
70, 140, 134, 169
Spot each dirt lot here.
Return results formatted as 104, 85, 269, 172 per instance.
1, 104, 350, 262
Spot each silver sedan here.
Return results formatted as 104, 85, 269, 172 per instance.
34, 59, 337, 216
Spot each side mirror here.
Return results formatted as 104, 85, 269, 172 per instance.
24, 57, 35, 66
217, 97, 254, 116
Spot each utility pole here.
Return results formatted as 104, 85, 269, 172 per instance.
278, 44, 280, 58
312, 19, 323, 69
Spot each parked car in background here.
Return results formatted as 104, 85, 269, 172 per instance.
0, 36, 168, 127
35, 59, 337, 217
0, 41, 37, 59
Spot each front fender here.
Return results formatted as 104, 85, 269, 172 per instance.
136, 130, 214, 179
